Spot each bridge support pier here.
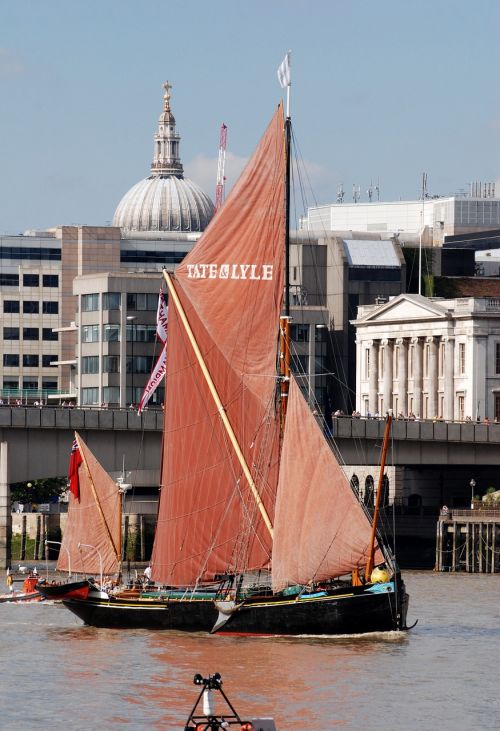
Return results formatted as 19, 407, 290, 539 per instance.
0, 442, 11, 570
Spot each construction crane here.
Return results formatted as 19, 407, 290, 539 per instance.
215, 123, 228, 211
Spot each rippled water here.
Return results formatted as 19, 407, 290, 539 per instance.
1, 571, 500, 730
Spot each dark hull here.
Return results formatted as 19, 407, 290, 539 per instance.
36, 580, 90, 601
62, 581, 409, 635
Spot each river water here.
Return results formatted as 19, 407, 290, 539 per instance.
1, 571, 499, 730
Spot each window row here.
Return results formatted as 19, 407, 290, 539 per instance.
0, 274, 59, 287
4, 300, 59, 314
3, 379, 58, 391
3, 354, 57, 367
82, 355, 154, 373
4, 328, 58, 341
82, 324, 157, 343
81, 292, 160, 312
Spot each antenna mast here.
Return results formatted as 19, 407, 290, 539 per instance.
215, 123, 228, 211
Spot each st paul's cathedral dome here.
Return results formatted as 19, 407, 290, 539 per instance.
113, 81, 214, 234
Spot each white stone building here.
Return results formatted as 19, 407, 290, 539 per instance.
353, 293, 500, 421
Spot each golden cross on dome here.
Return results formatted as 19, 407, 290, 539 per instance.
163, 80, 172, 106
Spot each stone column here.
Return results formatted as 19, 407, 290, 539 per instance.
444, 336, 455, 421
396, 338, 408, 415
427, 336, 439, 418
381, 339, 394, 414
0, 442, 11, 569
368, 340, 379, 414
412, 337, 423, 418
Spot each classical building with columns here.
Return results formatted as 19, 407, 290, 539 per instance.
353, 293, 500, 421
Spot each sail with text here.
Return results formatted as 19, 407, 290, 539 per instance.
151, 104, 286, 586
57, 432, 122, 576
138, 290, 168, 414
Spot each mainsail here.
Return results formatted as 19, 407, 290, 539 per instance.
151, 104, 286, 586
272, 377, 384, 592
57, 432, 121, 576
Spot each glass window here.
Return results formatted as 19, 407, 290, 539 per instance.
459, 343, 465, 374
147, 294, 158, 310
42, 379, 57, 390
103, 292, 121, 310
23, 328, 39, 340
23, 379, 38, 390
102, 386, 119, 404
104, 324, 120, 342
42, 301, 58, 314
42, 328, 58, 341
0, 274, 19, 286
495, 395, 500, 422
365, 349, 370, 379
82, 356, 99, 374
496, 344, 500, 375
291, 353, 308, 374
129, 324, 155, 343
4, 300, 20, 313
3, 354, 19, 367
42, 274, 59, 287
23, 274, 39, 287
134, 356, 154, 373
82, 387, 99, 405
23, 301, 39, 314
82, 325, 99, 343
103, 355, 119, 373
23, 354, 39, 367
127, 293, 148, 310
3, 379, 18, 390
82, 294, 99, 312
42, 354, 57, 367
4, 328, 19, 340
290, 324, 309, 343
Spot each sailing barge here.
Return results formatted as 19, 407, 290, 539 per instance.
60, 99, 409, 636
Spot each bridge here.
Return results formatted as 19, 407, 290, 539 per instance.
1, 408, 500, 569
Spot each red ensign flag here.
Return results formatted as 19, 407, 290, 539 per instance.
68, 437, 83, 500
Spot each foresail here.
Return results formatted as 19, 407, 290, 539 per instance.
272, 377, 384, 592
151, 105, 286, 586
57, 433, 121, 576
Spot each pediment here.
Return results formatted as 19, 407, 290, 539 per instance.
361, 295, 450, 323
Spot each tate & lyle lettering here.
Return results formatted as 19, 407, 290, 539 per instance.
186, 263, 273, 280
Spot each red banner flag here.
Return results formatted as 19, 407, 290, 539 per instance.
68, 437, 83, 500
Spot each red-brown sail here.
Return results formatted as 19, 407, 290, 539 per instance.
151, 105, 286, 586
57, 433, 121, 576
272, 377, 384, 592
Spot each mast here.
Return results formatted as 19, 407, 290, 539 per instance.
365, 412, 392, 581
280, 51, 292, 423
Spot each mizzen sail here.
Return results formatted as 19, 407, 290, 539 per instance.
151, 104, 286, 586
272, 377, 384, 592
57, 433, 121, 576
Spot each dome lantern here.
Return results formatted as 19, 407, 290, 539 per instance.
113, 81, 214, 234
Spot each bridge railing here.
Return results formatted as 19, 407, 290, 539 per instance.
332, 416, 500, 444
0, 405, 163, 432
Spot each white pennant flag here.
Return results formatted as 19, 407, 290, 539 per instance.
156, 290, 168, 344
277, 51, 291, 89
138, 345, 167, 414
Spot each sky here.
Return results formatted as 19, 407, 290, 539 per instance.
1, 0, 499, 235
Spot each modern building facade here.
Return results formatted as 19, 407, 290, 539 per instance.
353, 293, 500, 421
303, 194, 500, 247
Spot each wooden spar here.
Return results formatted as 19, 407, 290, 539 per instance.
74, 432, 121, 566
365, 413, 392, 581
163, 270, 274, 539
279, 316, 290, 434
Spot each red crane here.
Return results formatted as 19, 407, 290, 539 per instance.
215, 123, 228, 211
